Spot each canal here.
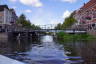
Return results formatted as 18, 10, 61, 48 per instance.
0, 35, 96, 64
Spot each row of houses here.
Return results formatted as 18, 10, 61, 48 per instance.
73, 0, 96, 31
0, 5, 18, 30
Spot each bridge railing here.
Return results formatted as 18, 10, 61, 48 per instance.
5, 25, 87, 33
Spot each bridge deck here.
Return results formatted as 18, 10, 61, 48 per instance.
1, 25, 86, 34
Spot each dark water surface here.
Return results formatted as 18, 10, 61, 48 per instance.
0, 35, 96, 64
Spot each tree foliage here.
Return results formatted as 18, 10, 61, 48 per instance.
17, 14, 41, 29
62, 16, 76, 29
55, 12, 77, 29
55, 23, 62, 29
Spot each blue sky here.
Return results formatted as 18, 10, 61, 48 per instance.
1, 0, 89, 25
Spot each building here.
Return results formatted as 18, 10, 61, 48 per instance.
0, 5, 18, 30
74, 0, 96, 30
9, 9, 18, 24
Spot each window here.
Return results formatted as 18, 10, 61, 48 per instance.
85, 16, 92, 20
0, 16, 3, 23
93, 13, 96, 18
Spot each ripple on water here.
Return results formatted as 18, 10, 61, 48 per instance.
4, 35, 84, 64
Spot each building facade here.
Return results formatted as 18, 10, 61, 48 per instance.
0, 5, 18, 29
74, 0, 96, 30
9, 9, 18, 24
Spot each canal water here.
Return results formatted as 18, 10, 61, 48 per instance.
0, 35, 96, 64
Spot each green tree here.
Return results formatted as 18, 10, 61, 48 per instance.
23, 20, 32, 28
17, 14, 31, 27
55, 23, 62, 29
62, 16, 76, 29
55, 12, 77, 29
17, 14, 41, 29
31, 24, 41, 29
62, 12, 77, 29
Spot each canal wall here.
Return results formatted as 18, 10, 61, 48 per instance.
0, 32, 40, 41
0, 33, 8, 41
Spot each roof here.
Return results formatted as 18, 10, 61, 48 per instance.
0, 5, 9, 11
76, 0, 96, 14
81, 0, 96, 10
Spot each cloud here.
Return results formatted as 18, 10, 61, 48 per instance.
61, 0, 77, 3
25, 9, 32, 13
62, 10, 71, 19
19, 0, 43, 7
9, 0, 17, 2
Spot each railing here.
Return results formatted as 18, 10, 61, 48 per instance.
2, 25, 86, 34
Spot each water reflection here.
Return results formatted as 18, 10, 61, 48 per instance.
61, 41, 84, 64
0, 35, 96, 64
60, 40, 96, 64
26, 35, 68, 64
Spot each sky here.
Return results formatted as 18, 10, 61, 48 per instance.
1, 0, 89, 25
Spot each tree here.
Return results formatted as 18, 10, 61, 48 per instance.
55, 23, 62, 29
31, 24, 41, 29
55, 12, 77, 29
17, 14, 31, 27
62, 16, 76, 29
16, 14, 41, 29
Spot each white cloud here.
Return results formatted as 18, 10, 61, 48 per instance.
9, 0, 17, 2
25, 9, 32, 13
61, 0, 77, 3
19, 0, 43, 7
62, 10, 71, 19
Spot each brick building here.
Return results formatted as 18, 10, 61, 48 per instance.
74, 0, 96, 30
